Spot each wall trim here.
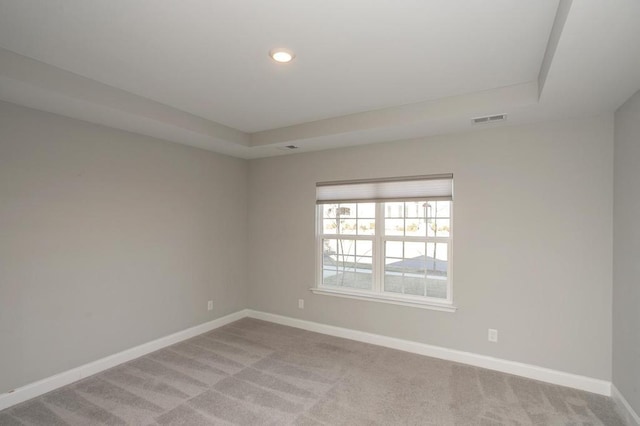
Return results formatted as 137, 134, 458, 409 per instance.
612, 384, 640, 426
0, 308, 616, 413
0, 309, 249, 411
246, 310, 612, 396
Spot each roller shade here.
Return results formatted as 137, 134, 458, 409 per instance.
316, 174, 453, 204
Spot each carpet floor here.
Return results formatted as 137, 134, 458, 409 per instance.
0, 318, 626, 425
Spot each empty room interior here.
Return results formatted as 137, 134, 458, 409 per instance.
1, 1, 639, 425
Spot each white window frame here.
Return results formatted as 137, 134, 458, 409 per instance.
312, 200, 455, 312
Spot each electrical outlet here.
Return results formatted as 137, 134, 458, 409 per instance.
207, 300, 213, 311
298, 299, 304, 309
488, 328, 498, 343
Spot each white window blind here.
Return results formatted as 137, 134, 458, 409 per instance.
316, 174, 453, 204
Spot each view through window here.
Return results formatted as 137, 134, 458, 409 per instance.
319, 200, 451, 303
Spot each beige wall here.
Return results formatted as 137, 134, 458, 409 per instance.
0, 101, 249, 393
248, 115, 614, 380
613, 90, 640, 414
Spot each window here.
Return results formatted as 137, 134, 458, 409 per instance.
313, 175, 455, 311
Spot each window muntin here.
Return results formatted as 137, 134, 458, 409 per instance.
317, 199, 452, 306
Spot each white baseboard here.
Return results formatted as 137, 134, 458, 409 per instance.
0, 309, 249, 411
0, 308, 615, 413
246, 310, 612, 396
612, 385, 640, 426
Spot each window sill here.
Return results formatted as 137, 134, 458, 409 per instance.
309, 287, 457, 312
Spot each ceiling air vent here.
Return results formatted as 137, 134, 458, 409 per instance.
276, 145, 300, 151
472, 114, 507, 125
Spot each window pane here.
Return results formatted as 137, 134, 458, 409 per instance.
434, 219, 450, 237
404, 242, 426, 262
322, 238, 372, 290
426, 242, 449, 274
385, 202, 404, 218
338, 239, 356, 256
384, 201, 442, 237
322, 202, 376, 235
385, 218, 404, 236
384, 273, 403, 293
325, 204, 355, 228
339, 219, 357, 234
385, 241, 403, 258
323, 239, 338, 254
323, 204, 339, 218
323, 271, 373, 289
384, 241, 447, 299
357, 203, 376, 218
356, 240, 373, 256
323, 218, 338, 234
357, 248, 373, 279
403, 277, 426, 296
404, 201, 425, 218
385, 256, 404, 266
425, 201, 436, 218
357, 218, 375, 235
338, 204, 356, 217
427, 220, 436, 237
340, 255, 356, 268
405, 218, 425, 237
426, 278, 447, 299
435, 201, 451, 218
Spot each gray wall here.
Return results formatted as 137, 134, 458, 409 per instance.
248, 115, 614, 380
0, 101, 248, 393
0, 98, 620, 394
613, 90, 640, 414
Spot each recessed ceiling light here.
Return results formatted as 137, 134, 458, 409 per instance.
269, 48, 295, 63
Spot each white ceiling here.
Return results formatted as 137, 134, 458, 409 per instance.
0, 0, 638, 158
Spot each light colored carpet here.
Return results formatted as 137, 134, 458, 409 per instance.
0, 318, 626, 425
